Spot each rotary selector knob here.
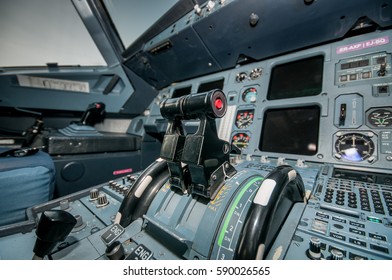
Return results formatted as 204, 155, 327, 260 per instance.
117, 185, 124, 193
59, 200, 70, 211
105, 241, 125, 260
114, 183, 121, 191
127, 175, 136, 183
236, 72, 248, 83
89, 188, 99, 201
109, 180, 116, 189
122, 186, 130, 195
72, 214, 86, 232
306, 236, 322, 260
97, 193, 109, 208
330, 249, 344, 260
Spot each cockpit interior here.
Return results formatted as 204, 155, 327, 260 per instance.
0, 0, 391, 261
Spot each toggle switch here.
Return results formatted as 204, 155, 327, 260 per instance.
339, 104, 346, 126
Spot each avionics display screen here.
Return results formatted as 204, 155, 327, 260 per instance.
267, 55, 324, 100
259, 106, 320, 155
172, 86, 192, 98
197, 78, 224, 93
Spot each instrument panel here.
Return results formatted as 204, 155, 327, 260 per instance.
146, 29, 392, 171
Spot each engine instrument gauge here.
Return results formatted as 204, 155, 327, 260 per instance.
334, 133, 375, 162
235, 109, 255, 129
241, 87, 258, 103
232, 133, 250, 150
367, 108, 392, 128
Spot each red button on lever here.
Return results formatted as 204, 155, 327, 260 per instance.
214, 98, 223, 110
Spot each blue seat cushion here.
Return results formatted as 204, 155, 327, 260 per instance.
0, 148, 55, 226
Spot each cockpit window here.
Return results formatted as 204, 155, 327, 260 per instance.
102, 0, 178, 49
0, 0, 107, 67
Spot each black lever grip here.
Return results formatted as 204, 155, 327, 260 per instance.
160, 89, 227, 120
33, 210, 77, 259
235, 165, 305, 260
116, 159, 169, 228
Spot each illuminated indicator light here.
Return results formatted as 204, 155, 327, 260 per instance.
367, 216, 382, 224
217, 176, 263, 247
215, 98, 223, 110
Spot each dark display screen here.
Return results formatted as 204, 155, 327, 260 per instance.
259, 106, 320, 155
267, 55, 324, 100
172, 86, 192, 98
197, 78, 224, 93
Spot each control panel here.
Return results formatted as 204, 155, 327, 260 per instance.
335, 51, 391, 90
0, 174, 140, 260
284, 166, 392, 260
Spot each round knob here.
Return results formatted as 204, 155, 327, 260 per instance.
89, 188, 99, 201
105, 241, 125, 260
122, 186, 130, 196
330, 248, 344, 260
117, 185, 124, 194
97, 193, 109, 208
59, 200, 70, 211
114, 183, 121, 191
306, 237, 322, 260
72, 214, 86, 232
109, 180, 116, 189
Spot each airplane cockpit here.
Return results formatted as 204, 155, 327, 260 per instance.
0, 0, 391, 262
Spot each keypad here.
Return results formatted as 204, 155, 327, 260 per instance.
323, 178, 392, 216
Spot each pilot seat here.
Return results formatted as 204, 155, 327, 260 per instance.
0, 147, 55, 227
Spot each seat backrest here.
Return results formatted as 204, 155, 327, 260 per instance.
0, 148, 55, 226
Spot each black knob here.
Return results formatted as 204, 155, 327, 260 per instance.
306, 237, 322, 260
105, 241, 125, 260
33, 210, 77, 259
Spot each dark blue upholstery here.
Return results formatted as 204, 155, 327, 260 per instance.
0, 148, 55, 226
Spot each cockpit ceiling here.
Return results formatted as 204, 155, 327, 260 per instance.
123, 0, 392, 89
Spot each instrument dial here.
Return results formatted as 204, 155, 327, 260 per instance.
334, 133, 375, 162
235, 109, 255, 129
231, 133, 250, 150
241, 87, 258, 103
367, 108, 392, 128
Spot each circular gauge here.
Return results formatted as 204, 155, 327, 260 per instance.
231, 133, 250, 150
235, 109, 255, 129
367, 108, 392, 128
334, 133, 375, 162
241, 87, 258, 103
